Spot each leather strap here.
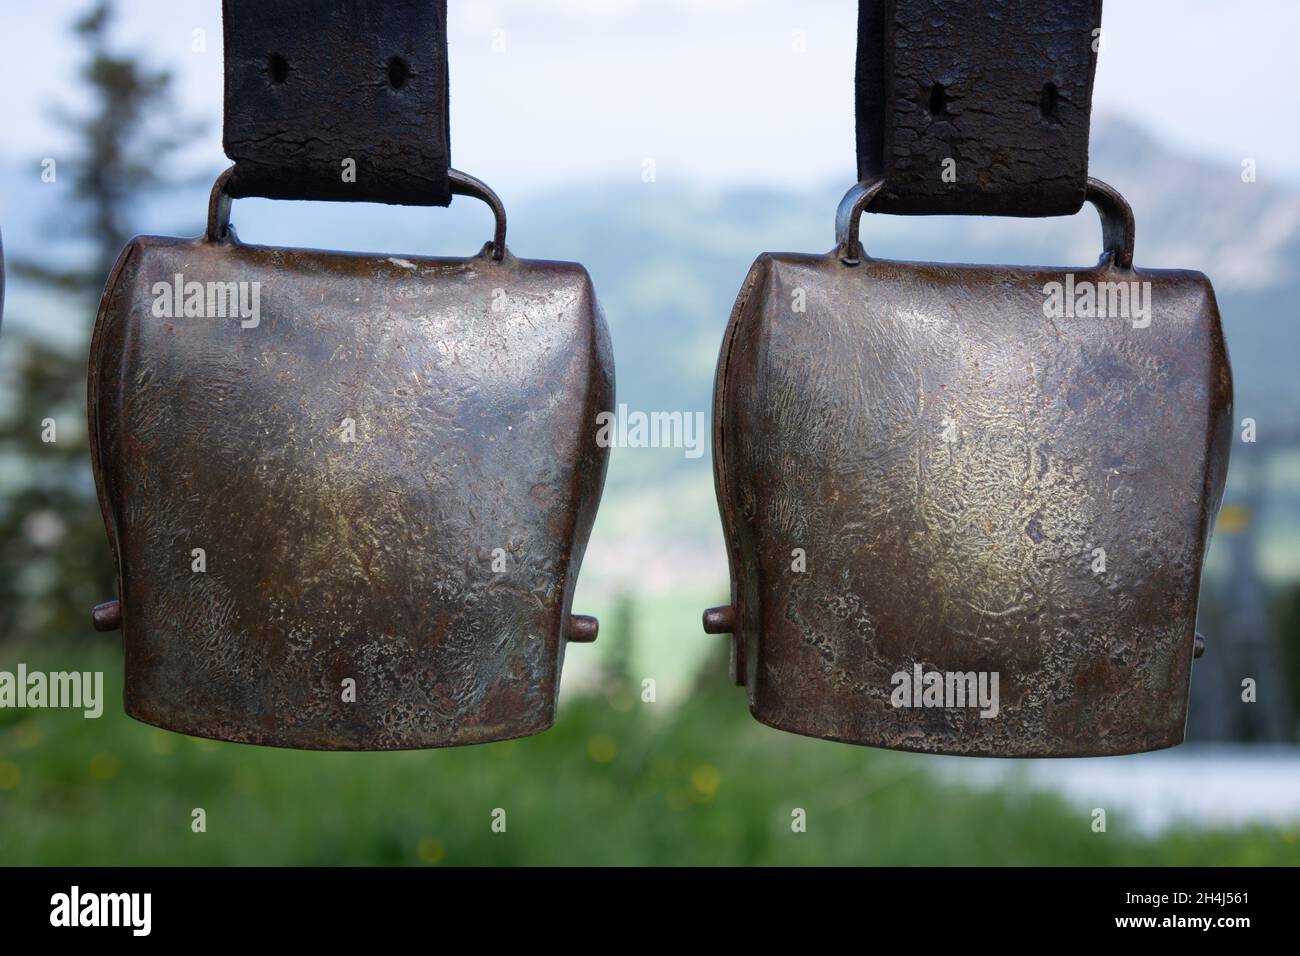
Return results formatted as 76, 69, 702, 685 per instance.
222, 0, 452, 206
856, 0, 1103, 217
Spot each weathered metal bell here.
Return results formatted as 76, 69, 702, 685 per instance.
89, 169, 613, 749
705, 178, 1232, 756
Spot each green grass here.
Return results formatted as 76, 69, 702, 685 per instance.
1, 641, 1296, 865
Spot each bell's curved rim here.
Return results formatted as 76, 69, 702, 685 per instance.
835, 176, 1136, 271
204, 166, 509, 262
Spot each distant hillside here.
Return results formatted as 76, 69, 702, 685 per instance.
508, 115, 1299, 443
2, 114, 1295, 592
4, 113, 1293, 424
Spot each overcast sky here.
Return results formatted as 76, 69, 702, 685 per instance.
0, 0, 1296, 202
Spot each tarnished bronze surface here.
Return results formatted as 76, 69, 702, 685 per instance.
89, 170, 613, 749
707, 178, 1232, 756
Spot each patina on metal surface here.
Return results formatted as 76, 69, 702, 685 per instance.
856, 0, 1103, 216
706, 178, 1232, 756
89, 169, 613, 750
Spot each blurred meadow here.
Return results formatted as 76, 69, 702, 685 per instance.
3, 638, 1298, 865
2, 1, 1300, 865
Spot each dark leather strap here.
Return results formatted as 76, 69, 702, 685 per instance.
222, 0, 451, 206
856, 0, 1102, 217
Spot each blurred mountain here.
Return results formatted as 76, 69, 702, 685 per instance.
514, 115, 1300, 443
4, 114, 1294, 421
2, 114, 1296, 600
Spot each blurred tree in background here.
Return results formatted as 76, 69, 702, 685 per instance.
1275, 583, 1300, 738
0, 0, 198, 643
596, 592, 637, 702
